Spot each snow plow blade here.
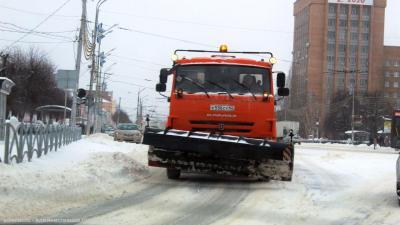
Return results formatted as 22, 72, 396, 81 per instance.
143, 128, 294, 181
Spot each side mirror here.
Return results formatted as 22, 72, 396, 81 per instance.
156, 83, 166, 92
160, 68, 170, 84
278, 87, 289, 97
277, 72, 286, 88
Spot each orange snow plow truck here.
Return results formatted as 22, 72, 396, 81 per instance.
143, 45, 294, 181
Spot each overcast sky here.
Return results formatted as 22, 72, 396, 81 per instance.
1, 0, 399, 120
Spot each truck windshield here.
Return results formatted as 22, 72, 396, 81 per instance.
175, 65, 270, 95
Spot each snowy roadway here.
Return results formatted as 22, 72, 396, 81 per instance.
1, 134, 399, 225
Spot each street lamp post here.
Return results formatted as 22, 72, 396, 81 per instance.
86, 0, 108, 135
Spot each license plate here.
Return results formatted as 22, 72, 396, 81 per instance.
210, 105, 235, 111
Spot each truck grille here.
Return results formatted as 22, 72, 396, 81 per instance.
190, 121, 254, 126
189, 120, 254, 133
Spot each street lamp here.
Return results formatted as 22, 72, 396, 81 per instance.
86, 0, 108, 135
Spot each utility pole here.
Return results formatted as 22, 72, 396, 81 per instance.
72, 0, 87, 127
117, 97, 121, 125
136, 88, 145, 125
86, 0, 107, 135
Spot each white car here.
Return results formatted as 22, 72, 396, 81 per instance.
114, 123, 142, 143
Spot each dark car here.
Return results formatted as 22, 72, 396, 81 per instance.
397, 155, 400, 205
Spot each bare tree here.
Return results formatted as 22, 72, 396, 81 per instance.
112, 110, 132, 124
4, 47, 69, 119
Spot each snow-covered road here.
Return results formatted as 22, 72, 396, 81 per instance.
1, 135, 399, 225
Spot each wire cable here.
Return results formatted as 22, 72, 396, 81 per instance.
4, 0, 73, 51
0, 4, 79, 18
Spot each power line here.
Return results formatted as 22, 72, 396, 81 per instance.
108, 79, 153, 89
0, 22, 76, 34
103, 10, 292, 34
4, 0, 73, 51
118, 26, 216, 48
0, 38, 73, 44
111, 54, 168, 67
116, 26, 295, 64
0, 4, 79, 18
0, 28, 74, 41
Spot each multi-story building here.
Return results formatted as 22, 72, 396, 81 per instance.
383, 46, 400, 107
291, 0, 389, 135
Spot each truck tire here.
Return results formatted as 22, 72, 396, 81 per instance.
167, 168, 180, 179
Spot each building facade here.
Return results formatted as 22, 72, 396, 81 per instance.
383, 46, 400, 107
291, 0, 389, 135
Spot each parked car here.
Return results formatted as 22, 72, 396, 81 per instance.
102, 125, 115, 136
114, 123, 142, 143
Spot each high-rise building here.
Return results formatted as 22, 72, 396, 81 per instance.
291, 0, 387, 133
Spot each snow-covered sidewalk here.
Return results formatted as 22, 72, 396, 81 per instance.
0, 134, 149, 220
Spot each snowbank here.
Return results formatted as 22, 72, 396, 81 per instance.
0, 134, 149, 220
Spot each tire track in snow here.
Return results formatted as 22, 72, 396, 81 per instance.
57, 170, 177, 223
163, 177, 251, 225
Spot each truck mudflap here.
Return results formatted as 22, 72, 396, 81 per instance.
143, 128, 294, 181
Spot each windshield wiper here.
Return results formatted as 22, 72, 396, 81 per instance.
230, 78, 256, 100
179, 76, 210, 98
205, 80, 234, 99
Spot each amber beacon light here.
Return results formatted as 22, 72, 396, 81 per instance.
219, 44, 228, 52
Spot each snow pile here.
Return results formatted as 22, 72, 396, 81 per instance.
0, 134, 149, 220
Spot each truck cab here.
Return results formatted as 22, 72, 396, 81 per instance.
157, 46, 289, 140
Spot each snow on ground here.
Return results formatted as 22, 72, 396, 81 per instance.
1, 136, 400, 225
0, 134, 149, 220
79, 143, 400, 225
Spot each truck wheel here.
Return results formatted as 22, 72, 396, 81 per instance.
167, 168, 181, 179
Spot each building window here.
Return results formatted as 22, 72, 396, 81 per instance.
384, 92, 389, 98
395, 82, 399, 88
361, 46, 368, 53
329, 4, 336, 14
338, 57, 345, 65
338, 44, 346, 53
385, 81, 390, 88
350, 33, 357, 40
340, 4, 348, 15
394, 72, 399, 77
328, 31, 336, 40
348, 57, 356, 65
395, 61, 399, 67
351, 20, 358, 27
362, 33, 369, 41
339, 20, 347, 27
363, 6, 371, 17
339, 32, 346, 40
361, 58, 368, 67
328, 19, 336, 27
351, 5, 360, 16
348, 45, 357, 53
385, 71, 391, 77
359, 79, 367, 86
385, 60, 391, 67
363, 21, 370, 28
